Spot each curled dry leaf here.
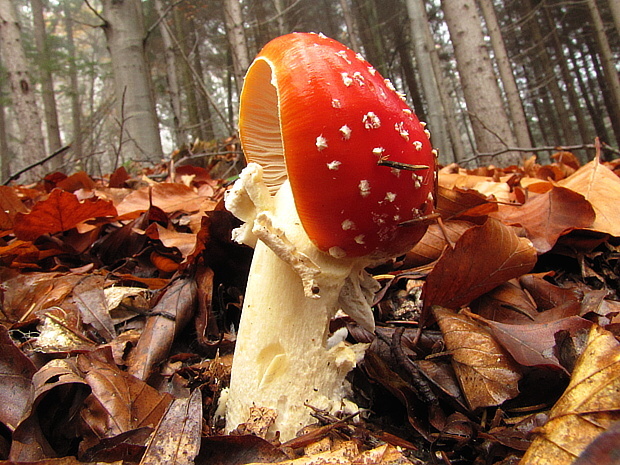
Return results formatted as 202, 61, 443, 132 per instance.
494, 186, 595, 254
558, 156, 620, 237
423, 218, 537, 311
115, 183, 214, 216
433, 306, 522, 410
0, 324, 37, 431
127, 275, 197, 381
521, 325, 620, 464
140, 389, 202, 465
13, 189, 117, 241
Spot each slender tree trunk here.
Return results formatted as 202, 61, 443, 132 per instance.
441, 0, 518, 165
63, 1, 82, 163
339, 0, 361, 50
405, 0, 454, 163
352, 0, 388, 77
608, 0, 620, 36
585, 0, 620, 144
223, 0, 250, 96
0, 91, 10, 181
154, 0, 184, 146
477, 0, 532, 149
31, 0, 62, 168
101, 0, 164, 163
0, 0, 46, 179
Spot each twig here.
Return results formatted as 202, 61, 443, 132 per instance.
3, 145, 71, 185
461, 142, 620, 164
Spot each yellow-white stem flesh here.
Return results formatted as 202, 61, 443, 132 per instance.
224, 164, 374, 440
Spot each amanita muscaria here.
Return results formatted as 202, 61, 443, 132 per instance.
224, 32, 437, 440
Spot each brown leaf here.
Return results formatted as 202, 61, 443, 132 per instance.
433, 306, 522, 410
521, 325, 620, 463
436, 185, 497, 221
140, 389, 202, 465
71, 275, 116, 343
559, 156, 620, 237
115, 183, 211, 216
78, 348, 173, 447
423, 218, 537, 311
0, 325, 37, 431
494, 186, 595, 253
404, 220, 473, 267
478, 313, 593, 371
196, 435, 288, 465
471, 279, 538, 323
127, 275, 197, 380
13, 189, 117, 241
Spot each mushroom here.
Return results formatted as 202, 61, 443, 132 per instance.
224, 32, 437, 440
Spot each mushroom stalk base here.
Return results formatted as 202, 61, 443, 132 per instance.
225, 177, 369, 441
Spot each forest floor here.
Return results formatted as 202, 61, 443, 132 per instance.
1, 143, 620, 465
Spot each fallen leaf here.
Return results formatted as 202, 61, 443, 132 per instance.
433, 306, 522, 410
471, 279, 539, 323
494, 186, 595, 253
404, 219, 473, 267
559, 156, 620, 237
115, 183, 211, 216
0, 325, 37, 431
521, 325, 620, 463
13, 189, 117, 241
474, 313, 593, 371
140, 389, 202, 465
423, 218, 537, 311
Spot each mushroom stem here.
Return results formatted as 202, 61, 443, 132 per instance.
225, 165, 372, 440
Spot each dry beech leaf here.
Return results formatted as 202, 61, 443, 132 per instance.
13, 189, 117, 241
423, 218, 537, 311
494, 186, 595, 253
140, 389, 202, 465
116, 183, 211, 216
404, 219, 473, 267
470, 312, 593, 372
558, 156, 620, 237
435, 185, 497, 221
433, 306, 522, 410
0, 325, 37, 431
471, 279, 539, 323
521, 325, 620, 464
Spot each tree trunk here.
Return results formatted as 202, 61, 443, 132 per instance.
405, 0, 455, 164
154, 0, 184, 147
223, 0, 250, 96
585, 0, 620, 145
31, 0, 63, 167
339, 0, 361, 50
477, 0, 532, 150
0, 92, 11, 181
441, 0, 518, 165
608, 0, 620, 36
0, 0, 46, 180
63, 1, 83, 163
101, 0, 164, 163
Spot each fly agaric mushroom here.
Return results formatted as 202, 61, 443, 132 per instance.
224, 32, 437, 440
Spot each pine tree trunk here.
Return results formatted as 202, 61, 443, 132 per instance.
0, 0, 46, 180
101, 0, 164, 163
31, 0, 63, 167
0, 96, 11, 181
63, 1, 83, 162
339, 0, 361, 50
224, 0, 250, 96
154, 0, 184, 147
441, 0, 518, 165
477, 0, 532, 150
585, 0, 620, 145
405, 0, 455, 164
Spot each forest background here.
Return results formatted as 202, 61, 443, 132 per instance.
0, 0, 619, 185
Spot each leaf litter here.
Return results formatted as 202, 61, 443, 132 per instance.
0, 145, 620, 464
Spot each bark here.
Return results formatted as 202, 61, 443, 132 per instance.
101, 0, 164, 163
585, 0, 620, 145
63, 1, 82, 162
352, 0, 388, 77
0, 91, 10, 181
154, 0, 184, 146
223, 0, 250, 96
405, 0, 455, 163
339, 0, 361, 50
31, 0, 62, 165
441, 0, 519, 165
477, 0, 532, 149
0, 0, 46, 179
609, 0, 620, 36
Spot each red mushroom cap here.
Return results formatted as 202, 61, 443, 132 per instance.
239, 32, 437, 259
